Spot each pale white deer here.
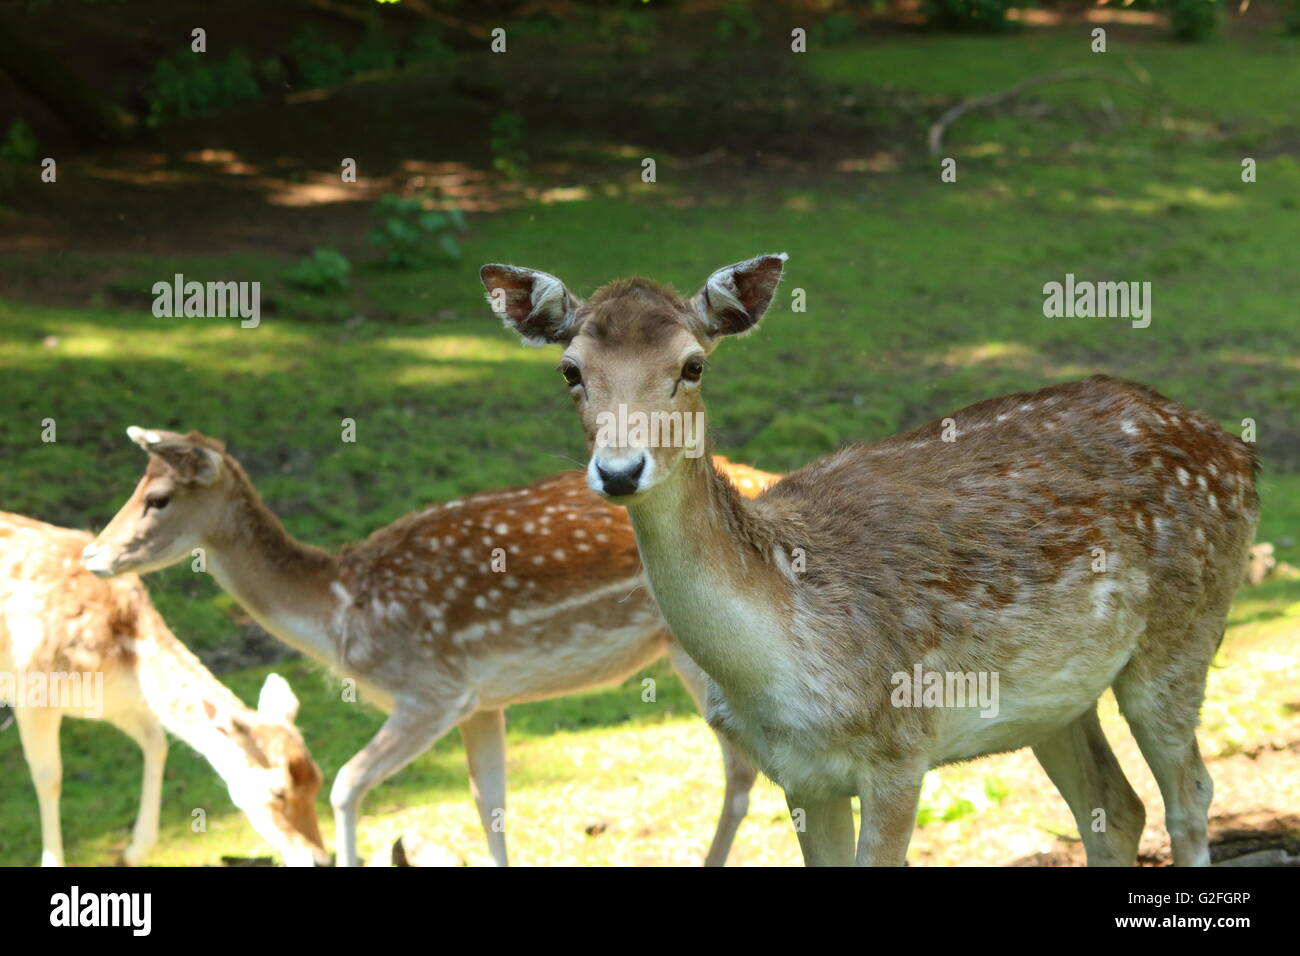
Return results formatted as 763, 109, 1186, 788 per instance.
82, 430, 775, 866
482, 255, 1260, 866
1, 512, 327, 867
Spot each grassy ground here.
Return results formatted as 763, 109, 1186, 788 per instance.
1, 21, 1298, 865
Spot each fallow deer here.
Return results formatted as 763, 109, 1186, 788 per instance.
0, 512, 327, 867
81, 431, 775, 866
481, 255, 1260, 867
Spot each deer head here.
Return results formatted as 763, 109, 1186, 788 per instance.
213, 673, 328, 867
481, 254, 786, 502
82, 427, 231, 577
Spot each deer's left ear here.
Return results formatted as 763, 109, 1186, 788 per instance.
694, 253, 787, 338
696, 254, 785, 340
480, 264, 581, 346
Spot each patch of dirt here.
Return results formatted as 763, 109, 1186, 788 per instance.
0, 5, 914, 278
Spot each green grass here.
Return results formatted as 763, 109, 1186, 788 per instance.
2, 24, 1298, 866
811, 26, 1300, 122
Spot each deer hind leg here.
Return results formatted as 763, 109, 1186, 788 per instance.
667, 641, 758, 866
459, 708, 509, 867
330, 698, 471, 867
1032, 702, 1145, 866
15, 706, 64, 867
108, 709, 169, 866
1112, 635, 1218, 867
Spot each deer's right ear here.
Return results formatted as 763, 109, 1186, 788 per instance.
480, 264, 580, 346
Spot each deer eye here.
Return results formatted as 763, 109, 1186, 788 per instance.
144, 494, 170, 512
681, 358, 705, 383
559, 362, 582, 388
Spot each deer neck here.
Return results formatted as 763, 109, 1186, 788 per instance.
129, 606, 262, 779
202, 482, 340, 668
625, 448, 793, 701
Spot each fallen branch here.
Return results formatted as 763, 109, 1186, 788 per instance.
927, 67, 1153, 157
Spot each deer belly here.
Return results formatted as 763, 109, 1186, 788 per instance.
931, 633, 1140, 765
468, 600, 668, 708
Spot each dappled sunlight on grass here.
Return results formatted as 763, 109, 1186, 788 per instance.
6, 588, 1294, 866
382, 334, 558, 366
936, 341, 1042, 368
1088, 184, 1243, 215
356, 719, 804, 868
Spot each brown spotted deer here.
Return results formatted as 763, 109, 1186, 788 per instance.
0, 512, 327, 867
81, 429, 776, 866
481, 255, 1260, 867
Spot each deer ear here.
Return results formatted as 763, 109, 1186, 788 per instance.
127, 426, 222, 486
694, 253, 788, 338
480, 264, 580, 346
258, 673, 300, 724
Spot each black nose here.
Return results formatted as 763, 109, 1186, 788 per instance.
596, 458, 645, 496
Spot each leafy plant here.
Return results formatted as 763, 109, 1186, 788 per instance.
715, 1, 761, 42
408, 27, 455, 65
1166, 0, 1223, 41
285, 249, 351, 294
288, 26, 401, 90
0, 118, 39, 163
0, 118, 39, 197
490, 111, 528, 179
287, 32, 354, 89
148, 49, 261, 121
811, 13, 860, 45
368, 195, 466, 269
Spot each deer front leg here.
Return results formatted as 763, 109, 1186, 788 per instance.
785, 790, 855, 866
331, 699, 470, 867
327, 697, 470, 868
459, 708, 509, 867
855, 770, 924, 867
15, 707, 64, 867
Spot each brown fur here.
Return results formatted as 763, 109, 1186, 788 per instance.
483, 256, 1259, 867
84, 432, 777, 866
